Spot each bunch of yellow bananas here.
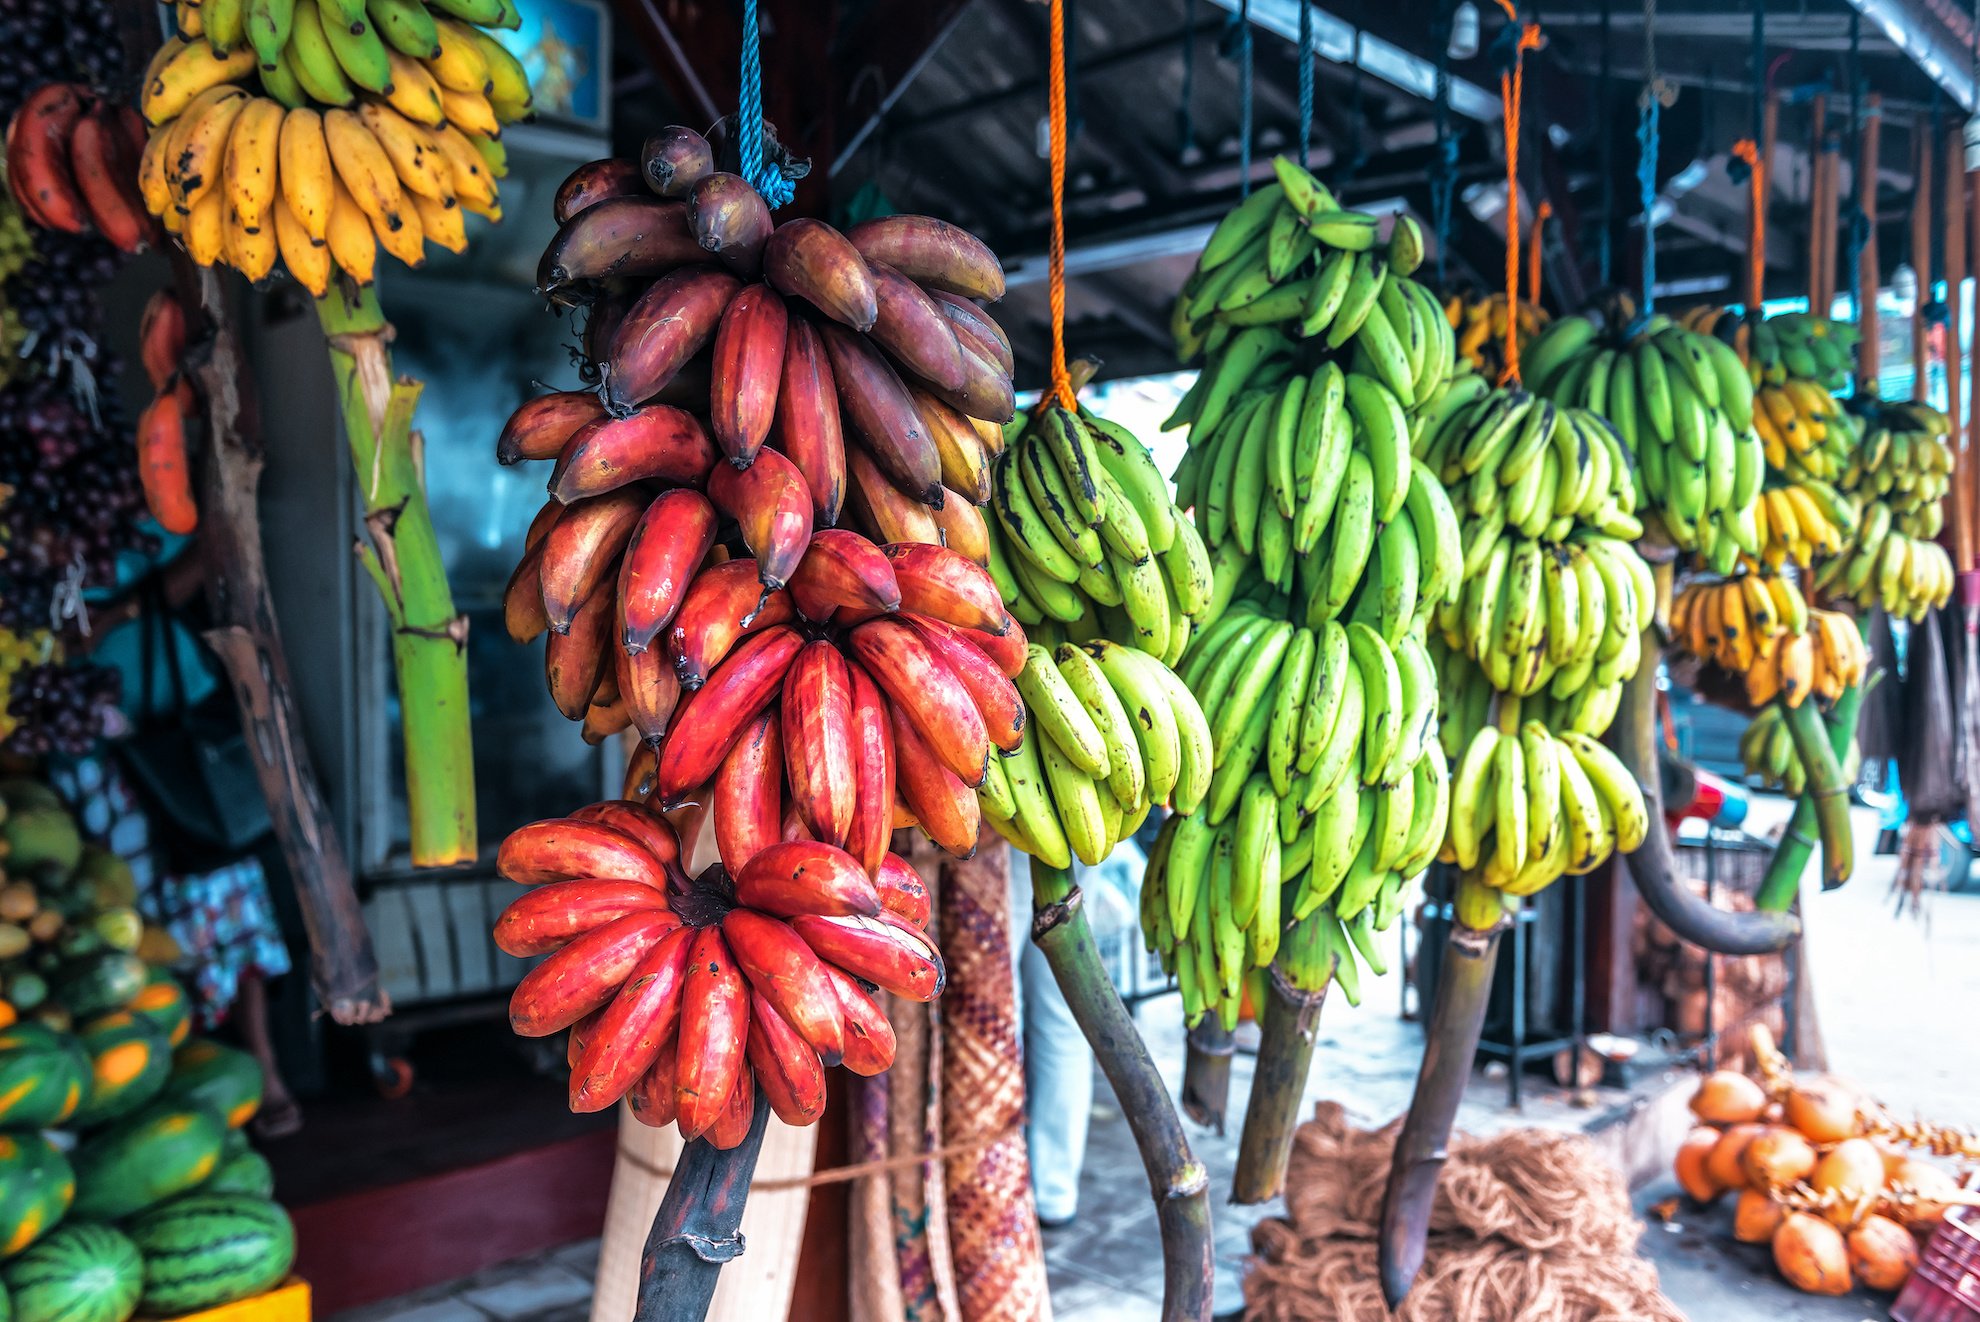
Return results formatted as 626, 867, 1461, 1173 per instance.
1753, 379, 1853, 482
1751, 481, 1857, 571
1743, 608, 1868, 709
1815, 398, 1957, 620
1671, 573, 1810, 674
136, 0, 527, 292
1443, 289, 1547, 380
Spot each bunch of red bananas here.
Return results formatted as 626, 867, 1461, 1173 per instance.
504, 122, 1014, 561
4, 83, 156, 253
133, 287, 198, 535
495, 798, 943, 1148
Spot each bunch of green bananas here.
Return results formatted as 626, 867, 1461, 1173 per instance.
1747, 312, 1860, 392
1141, 601, 1448, 1024
1813, 502, 1956, 621
980, 639, 1213, 870
1433, 632, 1623, 754
1170, 156, 1441, 377
1417, 385, 1645, 542
1738, 699, 1863, 795
1443, 704, 1649, 897
1840, 398, 1953, 537
1525, 314, 1762, 570
984, 403, 1214, 667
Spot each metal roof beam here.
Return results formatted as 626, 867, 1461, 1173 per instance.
1204, 0, 1500, 121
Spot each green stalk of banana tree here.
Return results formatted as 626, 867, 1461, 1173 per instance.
316, 281, 477, 867
1230, 909, 1335, 1204
1755, 668, 1874, 911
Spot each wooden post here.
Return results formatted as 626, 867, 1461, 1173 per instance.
1808, 97, 1827, 313
172, 259, 388, 1025
1915, 115, 1935, 402
1946, 126, 1968, 569
1859, 96, 1883, 390
1762, 91, 1781, 307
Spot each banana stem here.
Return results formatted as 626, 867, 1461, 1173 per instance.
1231, 961, 1331, 1204
1376, 919, 1501, 1309
315, 283, 477, 867
1032, 863, 1213, 1321
1755, 679, 1869, 909
1618, 570, 1800, 954
1180, 1020, 1235, 1133
633, 1092, 771, 1321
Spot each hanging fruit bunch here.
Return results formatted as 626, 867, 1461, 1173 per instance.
1670, 578, 1868, 710
5, 84, 156, 254
490, 124, 1025, 1144
133, 0, 529, 291
1443, 287, 1547, 381
130, 289, 199, 537
1816, 398, 1956, 620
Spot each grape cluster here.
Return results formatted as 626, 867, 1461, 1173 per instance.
0, 0, 123, 122
0, 658, 121, 756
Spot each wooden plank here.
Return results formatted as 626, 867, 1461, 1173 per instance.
1859, 96, 1882, 389
1916, 113, 1934, 402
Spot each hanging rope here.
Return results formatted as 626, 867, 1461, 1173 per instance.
1598, 0, 1614, 286
1732, 138, 1766, 311
1047, 0, 1076, 410
1845, 8, 1867, 323
1297, 1, 1314, 169
1490, 0, 1543, 382
1177, 0, 1198, 157
1432, 2, 1457, 286
1635, 0, 1670, 325
1528, 200, 1552, 306
1345, 28, 1366, 182
737, 0, 793, 207
1238, 0, 1255, 196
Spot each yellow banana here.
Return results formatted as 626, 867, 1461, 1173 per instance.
322, 107, 405, 228
277, 108, 334, 242
273, 195, 331, 295
221, 96, 284, 234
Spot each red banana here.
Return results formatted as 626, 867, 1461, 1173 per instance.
623, 743, 659, 802
845, 215, 1006, 302
675, 926, 749, 1139
538, 488, 646, 631
136, 382, 197, 536
722, 908, 845, 1065
704, 1063, 757, 1150
568, 923, 696, 1112
707, 449, 813, 590
714, 707, 783, 876
584, 285, 635, 368
641, 125, 714, 198
913, 389, 993, 504
581, 695, 631, 744
731, 840, 881, 919
604, 266, 742, 411
708, 283, 789, 465
6, 84, 86, 233
845, 445, 940, 547
548, 405, 718, 502
568, 800, 684, 879
843, 660, 895, 880
918, 339, 1017, 424
763, 217, 878, 331
505, 538, 552, 643
787, 528, 901, 623
665, 558, 795, 689
902, 614, 1024, 752
545, 581, 613, 718
494, 879, 672, 957
568, 1009, 603, 1070
654, 625, 804, 805
618, 639, 683, 744
619, 489, 719, 652
790, 913, 946, 1003
772, 318, 846, 525
138, 288, 187, 392
70, 107, 148, 253
687, 171, 774, 278
819, 323, 943, 506
928, 289, 1015, 374
553, 156, 644, 224
536, 196, 703, 301
867, 260, 966, 392
847, 617, 991, 786
889, 703, 981, 857
509, 910, 675, 1037
884, 542, 1008, 634
928, 490, 990, 567
780, 803, 814, 843
875, 853, 932, 929
497, 817, 670, 888
627, 1037, 680, 1128
826, 966, 898, 1076
780, 641, 857, 847
961, 618, 1027, 679
744, 988, 826, 1126
498, 390, 607, 465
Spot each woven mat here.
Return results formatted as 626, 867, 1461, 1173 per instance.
939, 833, 1051, 1322
890, 844, 962, 1322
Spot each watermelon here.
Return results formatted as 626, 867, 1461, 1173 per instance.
0, 1024, 89, 1130
0, 1135, 74, 1260
53, 956, 145, 1022
127, 1195, 293, 1314
69, 1014, 171, 1130
123, 974, 190, 1050
69, 1104, 225, 1222
1, 1275, 11, 1322
200, 1150, 275, 1200
165, 1040, 263, 1130
0, 1223, 142, 1322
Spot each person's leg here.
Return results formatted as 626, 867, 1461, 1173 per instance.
1018, 860, 1093, 1225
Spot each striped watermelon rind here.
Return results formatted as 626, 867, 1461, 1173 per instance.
0, 1136, 74, 1260
0, 1024, 89, 1131
127, 1195, 294, 1315
164, 1041, 263, 1131
0, 1222, 142, 1322
70, 1014, 170, 1130
199, 1150, 275, 1200
70, 1104, 225, 1223
124, 974, 191, 1050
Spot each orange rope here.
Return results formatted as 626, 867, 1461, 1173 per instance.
1732, 138, 1766, 312
1526, 199, 1552, 307
1046, 0, 1075, 410
1494, 3, 1543, 385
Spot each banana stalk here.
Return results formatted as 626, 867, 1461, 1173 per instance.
1032, 863, 1213, 1321
633, 1091, 771, 1321
1755, 673, 1873, 910
1180, 1020, 1236, 1133
316, 284, 477, 866
1376, 914, 1502, 1308
1231, 922, 1334, 1204
1619, 563, 1801, 954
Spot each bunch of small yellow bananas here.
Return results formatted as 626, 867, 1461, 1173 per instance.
1752, 378, 1853, 484
1443, 289, 1547, 380
1840, 398, 1954, 536
1671, 573, 1810, 674
1750, 480, 1857, 571
136, 0, 527, 292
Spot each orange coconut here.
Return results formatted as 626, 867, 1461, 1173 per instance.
1783, 1081, 1860, 1143
1812, 1138, 1888, 1226
1890, 1158, 1962, 1228
1744, 1127, 1819, 1190
1846, 1214, 1919, 1291
1691, 1070, 1769, 1125
1734, 1188, 1786, 1244
1675, 1127, 1724, 1203
1706, 1122, 1769, 1192
1773, 1212, 1854, 1295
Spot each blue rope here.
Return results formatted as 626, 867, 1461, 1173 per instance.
1845, 9, 1863, 323
737, 0, 793, 208
1238, 0, 1254, 196
1297, 1, 1313, 169
1432, 5, 1456, 286
1177, 0, 1197, 157
1636, 94, 1660, 323
1597, 0, 1613, 285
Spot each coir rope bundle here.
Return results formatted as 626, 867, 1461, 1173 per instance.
1247, 1103, 1685, 1321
